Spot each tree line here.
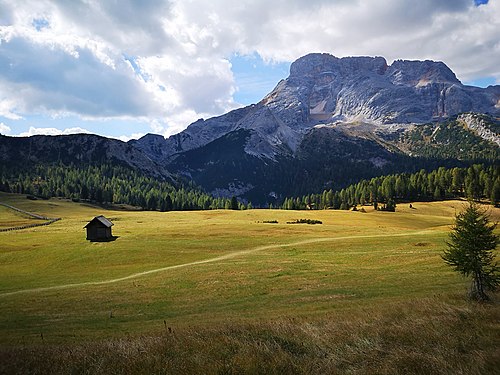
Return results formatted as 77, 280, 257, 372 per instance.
281, 164, 500, 210
2, 163, 498, 212
0, 163, 249, 211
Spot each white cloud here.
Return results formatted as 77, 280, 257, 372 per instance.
0, 98, 23, 120
0, 37, 164, 118
0, 0, 499, 137
17, 126, 91, 137
164, 0, 500, 82
137, 54, 236, 113
116, 133, 146, 142
0, 121, 10, 134
0, 0, 242, 135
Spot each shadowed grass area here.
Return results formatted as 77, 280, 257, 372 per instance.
0, 192, 499, 373
1, 296, 498, 374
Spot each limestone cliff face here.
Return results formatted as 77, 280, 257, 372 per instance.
133, 53, 499, 162
276, 53, 498, 126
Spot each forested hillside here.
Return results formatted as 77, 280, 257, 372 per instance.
282, 164, 500, 210
2, 163, 499, 212
0, 164, 238, 210
398, 114, 500, 160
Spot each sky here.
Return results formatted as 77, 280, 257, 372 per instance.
0, 0, 498, 141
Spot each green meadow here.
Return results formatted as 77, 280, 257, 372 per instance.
0, 192, 499, 374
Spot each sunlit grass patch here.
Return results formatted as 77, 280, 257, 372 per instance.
0, 192, 499, 373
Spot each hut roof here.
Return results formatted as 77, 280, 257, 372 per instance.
84, 215, 114, 228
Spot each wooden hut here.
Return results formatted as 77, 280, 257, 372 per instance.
84, 215, 114, 241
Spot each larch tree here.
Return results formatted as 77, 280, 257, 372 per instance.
442, 202, 499, 301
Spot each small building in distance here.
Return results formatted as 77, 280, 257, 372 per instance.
84, 215, 114, 241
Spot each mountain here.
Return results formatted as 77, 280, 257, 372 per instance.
0, 133, 171, 179
1, 53, 498, 205
131, 53, 499, 203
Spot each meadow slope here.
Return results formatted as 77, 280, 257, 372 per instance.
0, 192, 498, 374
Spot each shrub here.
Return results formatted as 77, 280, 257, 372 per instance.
286, 219, 322, 225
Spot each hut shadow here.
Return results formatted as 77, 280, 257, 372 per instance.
89, 236, 119, 243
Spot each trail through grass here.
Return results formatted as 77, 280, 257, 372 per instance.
0, 228, 434, 298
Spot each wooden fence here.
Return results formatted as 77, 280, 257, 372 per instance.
0, 202, 61, 232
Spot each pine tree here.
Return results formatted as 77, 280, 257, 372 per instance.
80, 184, 89, 200
146, 194, 157, 211
491, 179, 500, 207
230, 196, 239, 210
442, 202, 499, 301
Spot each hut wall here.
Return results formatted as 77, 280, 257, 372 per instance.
86, 224, 112, 240
86, 227, 94, 240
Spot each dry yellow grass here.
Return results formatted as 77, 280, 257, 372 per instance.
0, 192, 498, 374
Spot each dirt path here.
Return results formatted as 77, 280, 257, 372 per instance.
0, 230, 436, 298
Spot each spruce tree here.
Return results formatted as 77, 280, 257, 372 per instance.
491, 179, 500, 207
442, 202, 499, 301
165, 195, 173, 211
230, 196, 239, 210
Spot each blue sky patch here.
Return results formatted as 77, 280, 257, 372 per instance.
123, 55, 150, 82
32, 18, 49, 31
230, 54, 290, 105
463, 76, 496, 87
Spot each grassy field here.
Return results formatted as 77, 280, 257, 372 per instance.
0, 192, 499, 374
0, 204, 44, 229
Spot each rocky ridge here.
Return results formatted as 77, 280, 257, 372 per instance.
457, 113, 500, 146
0, 133, 171, 179
2, 53, 498, 204
128, 53, 499, 203
133, 53, 500, 162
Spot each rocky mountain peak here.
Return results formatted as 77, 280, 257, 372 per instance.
133, 52, 499, 165
289, 53, 461, 89
138, 133, 166, 143
387, 59, 460, 86
289, 53, 388, 79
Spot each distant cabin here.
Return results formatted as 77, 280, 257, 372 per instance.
84, 215, 114, 241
